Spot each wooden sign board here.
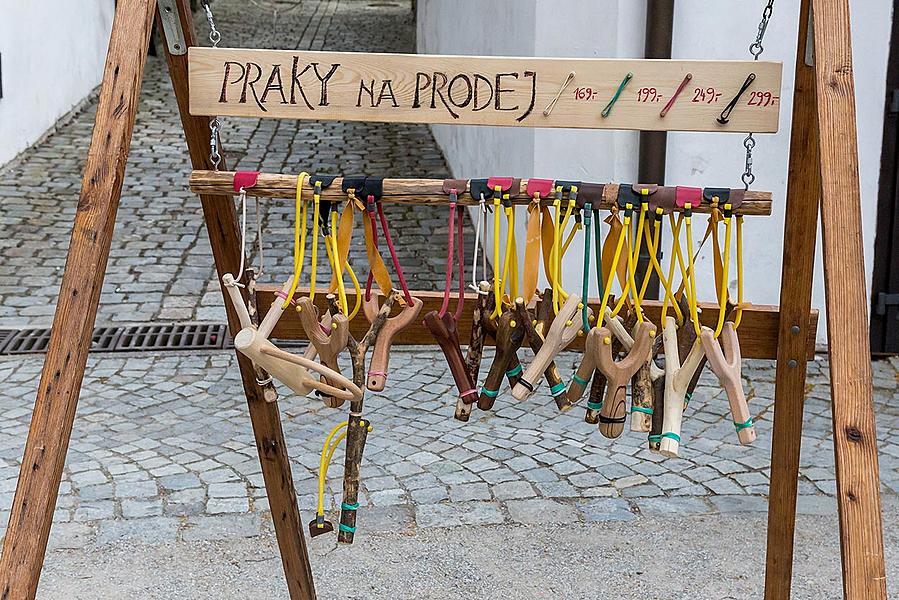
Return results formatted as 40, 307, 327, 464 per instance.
189, 48, 782, 133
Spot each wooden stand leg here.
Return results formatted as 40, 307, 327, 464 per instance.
812, 1, 888, 597
158, 3, 316, 598
764, 2, 819, 597
0, 2, 158, 598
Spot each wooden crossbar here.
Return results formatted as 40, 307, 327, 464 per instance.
189, 171, 774, 215
254, 286, 818, 361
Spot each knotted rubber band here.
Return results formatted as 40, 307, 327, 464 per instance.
341, 502, 360, 511
587, 401, 603, 411
505, 364, 523, 378
255, 375, 273, 386
481, 388, 499, 398
338, 523, 356, 533
661, 432, 681, 443
631, 406, 653, 415
572, 373, 590, 386
734, 418, 754, 431
599, 415, 627, 425
550, 382, 566, 397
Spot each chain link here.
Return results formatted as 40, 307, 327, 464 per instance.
203, 2, 223, 169
741, 0, 775, 189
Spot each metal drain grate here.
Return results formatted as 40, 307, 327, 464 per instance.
115, 323, 227, 352
0, 323, 229, 355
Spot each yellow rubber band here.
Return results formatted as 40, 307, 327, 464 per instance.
734, 215, 744, 329
283, 172, 309, 308
317, 421, 348, 517
309, 193, 321, 302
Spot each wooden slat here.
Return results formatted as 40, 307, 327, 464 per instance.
764, 1, 821, 597
812, 0, 888, 597
255, 286, 817, 360
0, 1, 158, 598
188, 48, 783, 133
189, 171, 774, 216
158, 3, 317, 600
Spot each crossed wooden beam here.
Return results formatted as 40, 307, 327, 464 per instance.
0, 1, 887, 599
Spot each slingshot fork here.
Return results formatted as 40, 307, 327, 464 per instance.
512, 294, 588, 401
297, 297, 350, 408
604, 310, 663, 432
363, 290, 423, 391
593, 320, 656, 439
478, 299, 527, 410
700, 322, 757, 445
660, 316, 706, 457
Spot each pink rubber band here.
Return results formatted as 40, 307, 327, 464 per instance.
459, 389, 477, 398
368, 370, 387, 378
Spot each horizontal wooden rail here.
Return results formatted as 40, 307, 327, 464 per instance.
253, 286, 817, 360
190, 171, 774, 216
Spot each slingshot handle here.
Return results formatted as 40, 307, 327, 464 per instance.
660, 317, 706, 457
595, 322, 655, 439
423, 310, 479, 406
458, 284, 491, 422
517, 297, 569, 410
478, 310, 524, 410
567, 329, 600, 403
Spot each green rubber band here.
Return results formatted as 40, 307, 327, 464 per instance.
601, 72, 634, 118
341, 502, 359, 511
572, 373, 589, 386
648, 434, 662, 443
587, 401, 603, 411
550, 382, 566, 396
734, 418, 754, 431
661, 432, 681, 443
631, 406, 653, 415
506, 364, 523, 377
481, 387, 499, 398
338, 523, 356, 533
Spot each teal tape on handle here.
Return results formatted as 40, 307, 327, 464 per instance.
587, 401, 603, 411
481, 387, 499, 398
631, 406, 653, 415
338, 523, 356, 533
506, 364, 523, 377
341, 502, 359, 511
648, 434, 662, 443
572, 373, 589, 386
550, 382, 566, 396
661, 432, 681, 443
734, 418, 754, 431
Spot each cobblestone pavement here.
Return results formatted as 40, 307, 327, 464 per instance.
0, 0, 458, 328
1, 350, 897, 550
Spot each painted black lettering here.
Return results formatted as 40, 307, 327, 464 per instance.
473, 74, 493, 111
447, 74, 473, 109
357, 79, 376, 107
311, 62, 340, 106
377, 80, 400, 107
412, 72, 432, 108
260, 64, 288, 107
218, 61, 246, 103
495, 72, 519, 112
289, 56, 315, 110
516, 70, 537, 122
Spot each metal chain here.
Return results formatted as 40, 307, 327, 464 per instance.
203, 2, 223, 170
741, 0, 775, 189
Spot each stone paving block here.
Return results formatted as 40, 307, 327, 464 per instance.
96, 517, 180, 546
634, 497, 711, 516
708, 495, 769, 513
505, 499, 578, 525
449, 483, 491, 502
415, 502, 504, 528
577, 498, 637, 522
181, 515, 263, 542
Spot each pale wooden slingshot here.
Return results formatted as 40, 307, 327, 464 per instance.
659, 315, 706, 457
700, 322, 757, 445
223, 274, 362, 401
296, 297, 351, 408
512, 294, 589, 401
362, 290, 423, 391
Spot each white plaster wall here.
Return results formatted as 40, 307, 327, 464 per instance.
417, 0, 893, 343
0, 0, 115, 166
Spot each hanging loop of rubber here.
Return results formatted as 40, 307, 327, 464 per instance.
364, 195, 413, 306
283, 172, 309, 307
439, 190, 466, 322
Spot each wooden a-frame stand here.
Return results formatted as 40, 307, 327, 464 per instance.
0, 0, 887, 598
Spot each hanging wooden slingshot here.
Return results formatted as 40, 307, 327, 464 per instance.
424, 180, 479, 407
297, 298, 350, 408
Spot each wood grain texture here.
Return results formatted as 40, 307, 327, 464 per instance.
811, 0, 887, 597
158, 3, 316, 598
0, 2, 157, 598
259, 286, 817, 361
190, 171, 774, 216
188, 48, 782, 132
